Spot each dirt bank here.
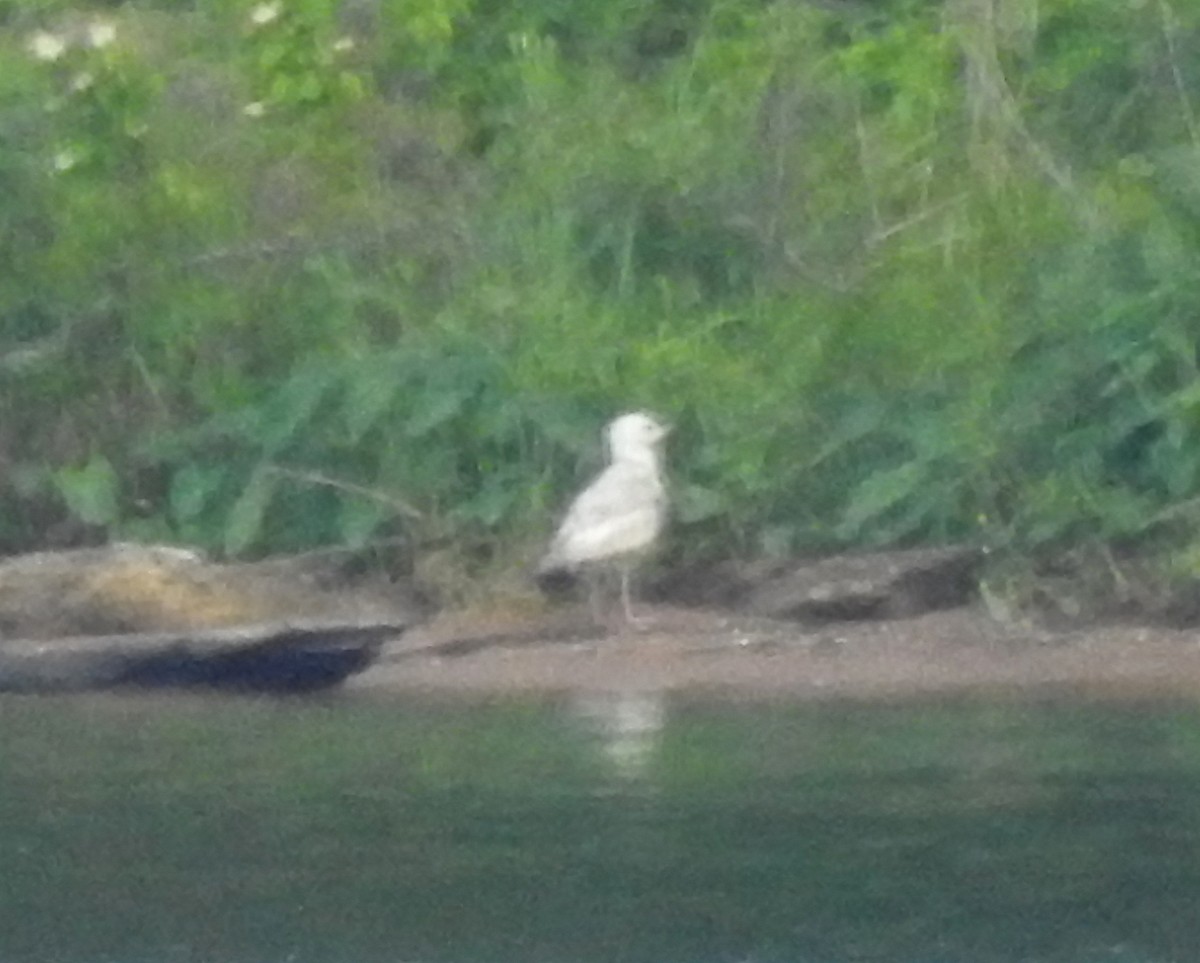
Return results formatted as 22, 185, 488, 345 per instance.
350, 604, 1200, 702
6, 543, 1199, 701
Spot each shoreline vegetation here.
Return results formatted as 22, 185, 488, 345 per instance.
3, 1, 1200, 623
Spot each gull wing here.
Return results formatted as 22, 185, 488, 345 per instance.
541, 463, 664, 570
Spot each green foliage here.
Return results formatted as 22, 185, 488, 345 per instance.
3, 0, 1200, 591
54, 454, 119, 527
241, 0, 369, 115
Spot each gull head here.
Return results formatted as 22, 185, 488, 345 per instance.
606, 411, 669, 463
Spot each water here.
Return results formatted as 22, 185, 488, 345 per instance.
2, 691, 1199, 963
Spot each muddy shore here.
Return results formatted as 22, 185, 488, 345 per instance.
350, 604, 1200, 702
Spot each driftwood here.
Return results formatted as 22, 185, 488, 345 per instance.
0, 544, 423, 693
0, 620, 402, 693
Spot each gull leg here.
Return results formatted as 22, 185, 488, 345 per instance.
620, 566, 651, 630
586, 572, 606, 630
620, 568, 635, 623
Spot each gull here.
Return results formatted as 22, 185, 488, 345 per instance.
537, 411, 670, 628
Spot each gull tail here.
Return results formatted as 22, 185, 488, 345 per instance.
534, 550, 578, 595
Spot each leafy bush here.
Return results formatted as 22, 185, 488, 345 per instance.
2, 0, 1200, 604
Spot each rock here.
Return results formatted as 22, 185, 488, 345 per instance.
654, 546, 984, 624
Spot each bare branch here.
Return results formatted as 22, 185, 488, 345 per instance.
1159, 0, 1200, 151
866, 195, 968, 247
0, 331, 71, 375
264, 465, 424, 521
129, 346, 170, 420
954, 0, 1101, 228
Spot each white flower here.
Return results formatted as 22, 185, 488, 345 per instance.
70, 72, 94, 93
28, 31, 67, 62
87, 20, 117, 48
332, 36, 355, 53
249, 2, 282, 26
52, 148, 80, 173
242, 101, 266, 117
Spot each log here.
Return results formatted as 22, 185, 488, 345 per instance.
0, 619, 403, 694
0, 543, 425, 693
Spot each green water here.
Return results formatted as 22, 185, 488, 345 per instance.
2, 691, 1199, 963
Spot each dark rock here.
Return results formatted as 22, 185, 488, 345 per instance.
654, 546, 984, 624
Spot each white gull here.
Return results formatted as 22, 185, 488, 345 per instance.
537, 411, 670, 627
